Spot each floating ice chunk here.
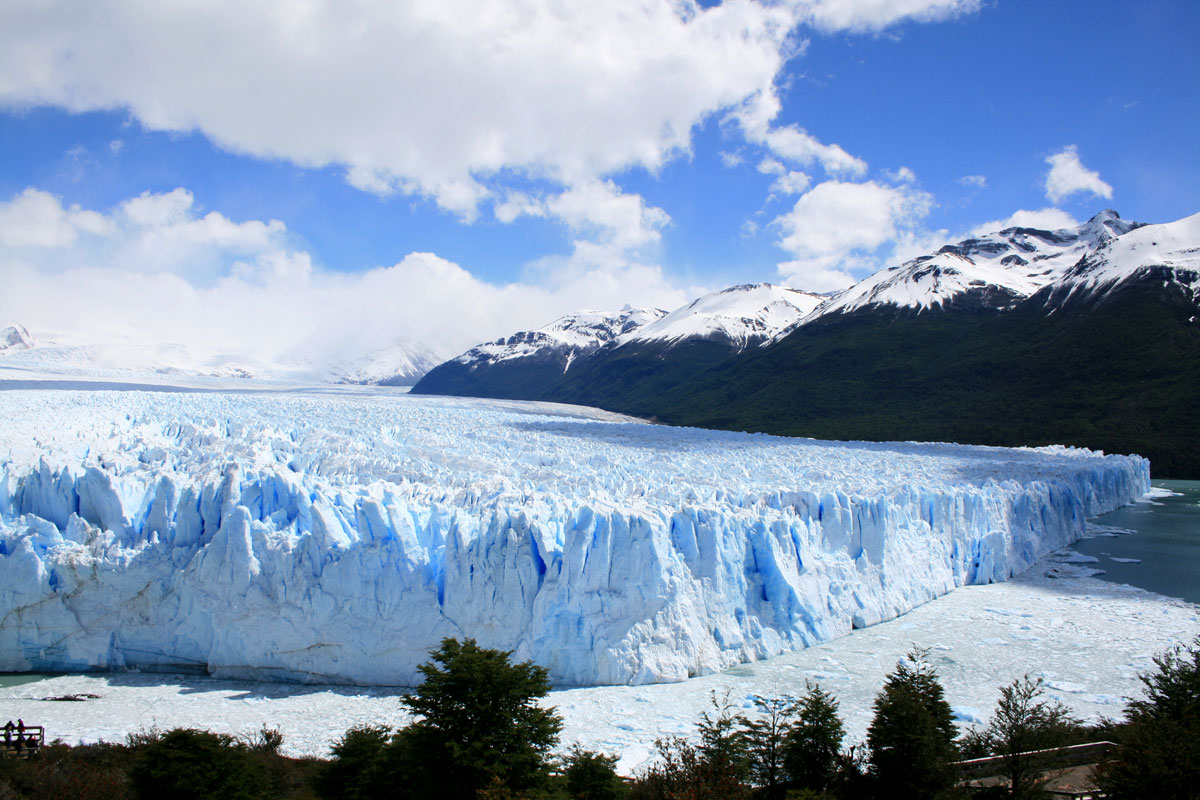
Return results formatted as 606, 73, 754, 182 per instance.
1053, 551, 1101, 563
952, 706, 985, 725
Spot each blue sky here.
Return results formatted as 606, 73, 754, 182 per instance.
0, 0, 1197, 367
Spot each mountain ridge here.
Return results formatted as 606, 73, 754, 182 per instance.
413, 211, 1200, 476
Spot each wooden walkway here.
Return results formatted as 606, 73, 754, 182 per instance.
2, 723, 44, 758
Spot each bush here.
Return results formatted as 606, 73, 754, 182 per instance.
562, 745, 627, 800
128, 728, 269, 800
313, 725, 392, 800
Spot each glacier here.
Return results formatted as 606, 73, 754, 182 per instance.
0, 385, 1149, 686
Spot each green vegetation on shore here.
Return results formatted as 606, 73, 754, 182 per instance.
2, 637, 1196, 800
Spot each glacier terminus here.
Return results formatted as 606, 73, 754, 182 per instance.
0, 386, 1149, 686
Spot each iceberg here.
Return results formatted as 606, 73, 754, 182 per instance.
0, 386, 1148, 686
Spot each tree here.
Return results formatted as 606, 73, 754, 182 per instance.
1095, 637, 1200, 799
313, 725, 392, 800
744, 695, 794, 796
978, 675, 1074, 798
866, 648, 958, 799
630, 694, 752, 800
695, 690, 751, 797
630, 735, 741, 800
562, 745, 627, 800
128, 728, 268, 800
783, 683, 845, 795
398, 637, 563, 800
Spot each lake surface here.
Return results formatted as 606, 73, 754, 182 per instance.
1073, 479, 1200, 603
0, 674, 50, 689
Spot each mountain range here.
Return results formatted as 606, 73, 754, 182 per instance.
414, 210, 1200, 477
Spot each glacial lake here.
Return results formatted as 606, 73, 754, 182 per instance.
1073, 479, 1200, 603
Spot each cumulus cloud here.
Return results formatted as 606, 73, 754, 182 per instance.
1044, 146, 1113, 204
2, 186, 295, 283
0, 0, 801, 216
958, 174, 987, 188
0, 187, 691, 371
757, 157, 812, 196
773, 179, 933, 291
0, 188, 112, 247
0, 0, 979, 218
970, 207, 1080, 236
733, 89, 869, 178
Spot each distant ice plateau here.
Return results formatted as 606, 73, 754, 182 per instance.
0, 384, 1149, 686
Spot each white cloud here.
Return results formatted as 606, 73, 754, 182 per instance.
885, 166, 917, 183
757, 157, 812, 196
1044, 145, 1113, 204
958, 174, 987, 188
546, 181, 670, 253
0, 188, 112, 247
970, 208, 1080, 236
1, 0, 975, 218
796, 0, 982, 33
734, 89, 869, 178
493, 192, 548, 225
770, 171, 814, 196
0, 0, 802, 216
773, 179, 933, 290
0, 186, 692, 371
758, 158, 787, 176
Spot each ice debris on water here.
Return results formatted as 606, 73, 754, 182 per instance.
0, 388, 1149, 686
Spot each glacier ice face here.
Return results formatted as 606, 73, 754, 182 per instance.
0, 386, 1149, 686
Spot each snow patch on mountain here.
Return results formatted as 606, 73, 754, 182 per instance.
0, 386, 1148, 686
621, 284, 825, 350
1048, 211, 1200, 303
454, 307, 666, 368
331, 337, 445, 386
0, 323, 34, 353
811, 210, 1142, 317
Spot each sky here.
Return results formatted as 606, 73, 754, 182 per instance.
0, 0, 1197, 371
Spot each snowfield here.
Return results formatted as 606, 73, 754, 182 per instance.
0, 383, 1149, 686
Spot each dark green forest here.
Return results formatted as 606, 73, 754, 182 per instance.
414, 275, 1200, 477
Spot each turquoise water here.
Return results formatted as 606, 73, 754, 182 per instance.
0, 674, 50, 688
1072, 479, 1200, 603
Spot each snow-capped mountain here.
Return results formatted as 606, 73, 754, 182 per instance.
810, 210, 1143, 318
414, 209, 1199, 476
1042, 210, 1200, 309
623, 283, 825, 350
456, 307, 666, 369
330, 337, 446, 386
0, 323, 34, 353
0, 321, 445, 386
412, 285, 826, 401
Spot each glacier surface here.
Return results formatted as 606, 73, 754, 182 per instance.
0, 385, 1149, 686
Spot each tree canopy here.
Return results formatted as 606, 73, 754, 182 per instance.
866, 648, 958, 799
399, 637, 563, 800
